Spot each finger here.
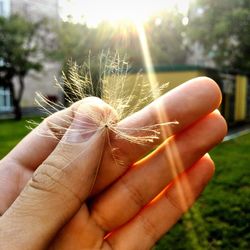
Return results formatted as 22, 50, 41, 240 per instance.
0, 103, 77, 213
117, 77, 221, 154
90, 111, 227, 231
0, 105, 73, 210
0, 100, 111, 250
105, 155, 215, 250
93, 77, 222, 193
1, 96, 99, 171
48, 204, 105, 250
0, 98, 102, 213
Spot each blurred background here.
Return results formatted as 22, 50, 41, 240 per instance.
0, 0, 249, 249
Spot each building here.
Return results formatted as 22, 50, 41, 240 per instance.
123, 65, 250, 125
10, 0, 59, 21
0, 0, 62, 116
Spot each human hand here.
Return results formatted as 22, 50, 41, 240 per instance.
0, 77, 227, 249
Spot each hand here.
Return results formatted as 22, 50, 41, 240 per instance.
0, 77, 227, 250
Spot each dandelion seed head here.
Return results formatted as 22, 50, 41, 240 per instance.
29, 52, 178, 148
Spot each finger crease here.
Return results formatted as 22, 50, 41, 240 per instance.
165, 192, 185, 214
139, 214, 158, 244
120, 178, 145, 209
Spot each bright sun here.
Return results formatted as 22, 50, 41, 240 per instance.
60, 0, 192, 26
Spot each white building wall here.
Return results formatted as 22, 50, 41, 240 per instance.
9, 0, 63, 109
0, 0, 10, 17
11, 0, 59, 21
18, 62, 62, 108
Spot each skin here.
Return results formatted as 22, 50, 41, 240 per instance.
0, 77, 227, 250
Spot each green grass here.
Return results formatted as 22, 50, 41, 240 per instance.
155, 134, 250, 250
0, 117, 42, 158
0, 119, 249, 249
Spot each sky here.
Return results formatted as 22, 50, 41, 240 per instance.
59, 0, 192, 27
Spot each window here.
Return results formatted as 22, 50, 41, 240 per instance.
0, 0, 10, 17
0, 1, 4, 16
0, 87, 13, 112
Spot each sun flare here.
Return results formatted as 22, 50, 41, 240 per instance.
60, 0, 192, 26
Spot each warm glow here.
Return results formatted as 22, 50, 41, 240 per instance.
59, 1, 196, 234
60, 0, 192, 26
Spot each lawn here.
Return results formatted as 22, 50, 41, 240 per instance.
0, 118, 249, 249
155, 133, 250, 250
0, 117, 42, 157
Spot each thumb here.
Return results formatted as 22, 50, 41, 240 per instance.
0, 98, 112, 250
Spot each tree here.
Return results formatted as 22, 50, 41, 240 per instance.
188, 0, 250, 71
52, 20, 140, 67
146, 10, 189, 66
50, 21, 90, 68
0, 15, 42, 120
53, 14, 189, 72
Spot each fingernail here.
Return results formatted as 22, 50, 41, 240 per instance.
61, 98, 116, 143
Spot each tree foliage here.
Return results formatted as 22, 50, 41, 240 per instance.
52, 20, 141, 69
146, 10, 189, 66
53, 11, 189, 71
0, 15, 42, 119
188, 0, 250, 71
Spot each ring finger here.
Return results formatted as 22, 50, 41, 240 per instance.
90, 111, 227, 232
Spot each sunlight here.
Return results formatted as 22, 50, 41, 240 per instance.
60, 0, 192, 26
131, 1, 194, 228
59, 1, 198, 239
136, 22, 160, 98
59, 0, 192, 179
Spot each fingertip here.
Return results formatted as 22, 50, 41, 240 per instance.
198, 154, 215, 182
209, 110, 228, 142
75, 97, 118, 126
195, 76, 222, 107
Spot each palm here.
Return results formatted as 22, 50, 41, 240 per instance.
0, 78, 226, 249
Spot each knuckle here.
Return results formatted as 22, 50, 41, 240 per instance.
46, 143, 77, 167
29, 163, 65, 193
29, 163, 82, 205
121, 178, 145, 208
139, 214, 158, 243
91, 207, 112, 232
165, 191, 187, 214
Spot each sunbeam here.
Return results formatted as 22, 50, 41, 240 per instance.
135, 18, 196, 234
